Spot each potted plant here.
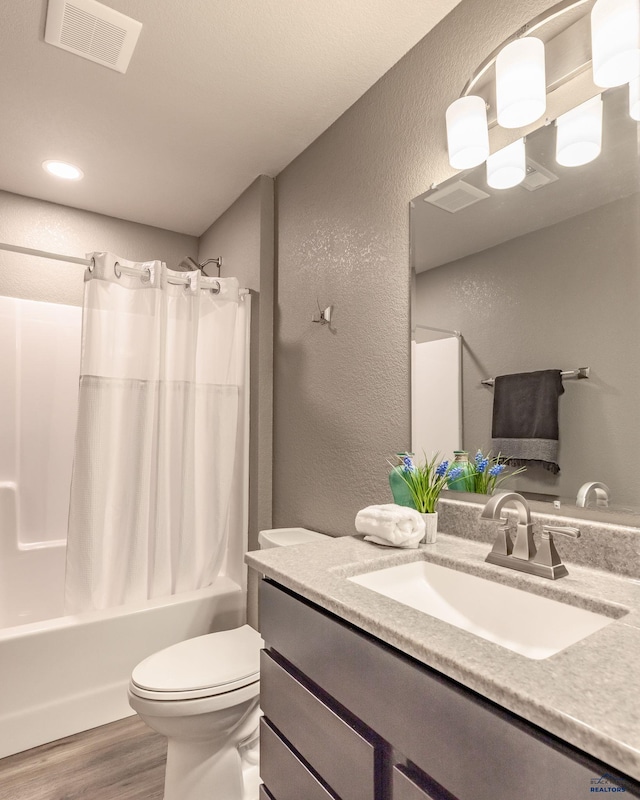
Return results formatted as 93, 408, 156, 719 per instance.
447, 450, 526, 495
389, 454, 463, 543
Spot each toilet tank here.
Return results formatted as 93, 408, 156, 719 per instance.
258, 528, 330, 549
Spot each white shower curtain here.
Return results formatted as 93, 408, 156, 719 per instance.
64, 252, 248, 613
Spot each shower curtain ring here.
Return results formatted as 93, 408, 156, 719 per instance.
210, 280, 221, 294
114, 261, 122, 279
141, 267, 152, 283
88, 257, 95, 273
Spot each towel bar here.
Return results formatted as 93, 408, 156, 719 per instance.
481, 367, 590, 387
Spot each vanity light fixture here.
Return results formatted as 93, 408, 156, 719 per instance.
629, 77, 640, 120
445, 0, 638, 173
486, 138, 527, 189
445, 95, 490, 169
591, 0, 640, 88
496, 38, 547, 128
42, 160, 84, 180
555, 94, 603, 166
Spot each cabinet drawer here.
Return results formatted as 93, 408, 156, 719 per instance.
261, 649, 375, 800
260, 718, 337, 800
260, 580, 640, 800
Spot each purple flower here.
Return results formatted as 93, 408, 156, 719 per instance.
403, 455, 415, 473
449, 466, 464, 480
489, 464, 506, 476
435, 460, 449, 477
477, 458, 489, 473
475, 450, 484, 465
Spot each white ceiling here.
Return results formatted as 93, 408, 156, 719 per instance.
0, 0, 461, 236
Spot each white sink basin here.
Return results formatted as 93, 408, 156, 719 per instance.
348, 560, 616, 659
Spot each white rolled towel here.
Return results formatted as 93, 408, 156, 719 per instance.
355, 504, 425, 548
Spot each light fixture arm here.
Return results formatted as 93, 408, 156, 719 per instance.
460, 0, 593, 99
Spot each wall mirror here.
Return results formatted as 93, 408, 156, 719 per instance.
411, 82, 640, 520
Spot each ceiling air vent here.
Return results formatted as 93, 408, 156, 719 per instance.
44, 0, 142, 74
424, 180, 490, 213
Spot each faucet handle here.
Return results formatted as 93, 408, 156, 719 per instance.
542, 525, 580, 540
532, 525, 580, 572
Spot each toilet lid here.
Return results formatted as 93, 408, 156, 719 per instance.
130, 625, 262, 700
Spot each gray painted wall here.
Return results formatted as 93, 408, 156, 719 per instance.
414, 193, 640, 506
0, 190, 197, 306
199, 176, 275, 625
273, 0, 555, 536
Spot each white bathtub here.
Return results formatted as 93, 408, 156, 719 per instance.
0, 481, 247, 758
0, 576, 245, 759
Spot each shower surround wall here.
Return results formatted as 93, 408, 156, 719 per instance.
0, 297, 81, 627
273, 0, 560, 535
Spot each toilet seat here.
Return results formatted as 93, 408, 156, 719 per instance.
130, 624, 263, 701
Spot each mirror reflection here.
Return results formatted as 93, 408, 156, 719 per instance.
411, 84, 640, 514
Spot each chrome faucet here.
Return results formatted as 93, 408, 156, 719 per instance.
576, 481, 609, 508
480, 492, 580, 580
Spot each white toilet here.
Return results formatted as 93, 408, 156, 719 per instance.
128, 527, 329, 800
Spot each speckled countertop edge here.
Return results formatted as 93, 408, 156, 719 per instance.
246, 534, 640, 782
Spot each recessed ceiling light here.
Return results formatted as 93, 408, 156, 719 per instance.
42, 160, 84, 180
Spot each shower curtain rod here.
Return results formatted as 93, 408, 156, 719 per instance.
0, 241, 248, 294
0, 241, 93, 266
413, 323, 462, 338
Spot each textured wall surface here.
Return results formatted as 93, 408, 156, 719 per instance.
199, 176, 275, 625
274, 0, 555, 536
0, 191, 197, 306
415, 194, 640, 506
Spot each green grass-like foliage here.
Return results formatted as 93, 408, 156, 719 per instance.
389, 453, 456, 514
448, 450, 527, 495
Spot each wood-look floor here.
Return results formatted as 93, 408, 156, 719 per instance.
0, 716, 166, 800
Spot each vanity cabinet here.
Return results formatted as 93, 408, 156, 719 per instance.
259, 579, 640, 800
260, 649, 377, 800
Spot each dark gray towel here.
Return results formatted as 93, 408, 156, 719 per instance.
491, 369, 564, 474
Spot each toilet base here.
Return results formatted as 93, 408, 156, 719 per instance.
158, 704, 261, 800
241, 762, 261, 800
160, 724, 261, 800
130, 687, 261, 800
164, 738, 254, 800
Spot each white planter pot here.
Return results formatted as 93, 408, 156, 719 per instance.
420, 511, 438, 544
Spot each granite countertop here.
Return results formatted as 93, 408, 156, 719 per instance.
246, 533, 640, 782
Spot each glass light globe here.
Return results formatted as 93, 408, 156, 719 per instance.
496, 37, 547, 128
486, 139, 526, 189
445, 95, 489, 170
555, 96, 603, 167
591, 0, 640, 87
